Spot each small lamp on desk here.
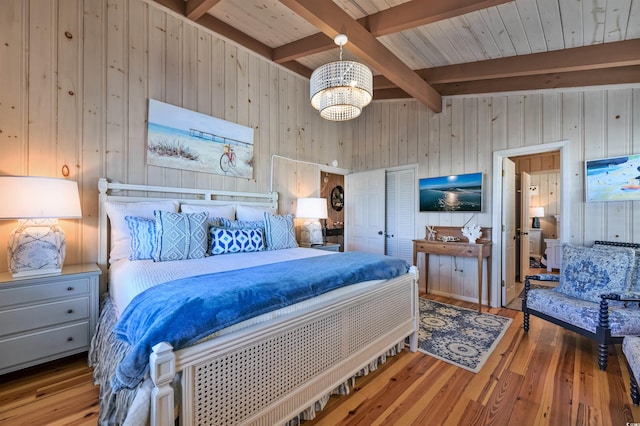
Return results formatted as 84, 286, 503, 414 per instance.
529, 206, 544, 229
0, 176, 82, 278
296, 197, 328, 247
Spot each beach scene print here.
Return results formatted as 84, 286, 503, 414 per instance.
147, 99, 254, 178
585, 154, 640, 202
419, 172, 483, 212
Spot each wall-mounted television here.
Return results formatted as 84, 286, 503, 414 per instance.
419, 172, 483, 212
585, 154, 640, 202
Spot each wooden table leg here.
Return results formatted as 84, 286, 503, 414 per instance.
477, 251, 483, 312
486, 254, 491, 311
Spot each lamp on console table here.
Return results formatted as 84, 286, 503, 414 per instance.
0, 176, 82, 278
296, 197, 328, 247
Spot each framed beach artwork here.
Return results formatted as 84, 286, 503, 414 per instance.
585, 154, 640, 202
419, 172, 483, 212
146, 99, 254, 178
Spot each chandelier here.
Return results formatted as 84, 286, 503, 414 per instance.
310, 34, 373, 121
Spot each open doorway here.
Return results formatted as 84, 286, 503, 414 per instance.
503, 151, 561, 309
320, 172, 344, 251
510, 151, 561, 280
491, 140, 571, 309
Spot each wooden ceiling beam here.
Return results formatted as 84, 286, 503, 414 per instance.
185, 0, 222, 21
421, 39, 640, 83
279, 0, 442, 112
433, 65, 640, 96
273, 0, 513, 63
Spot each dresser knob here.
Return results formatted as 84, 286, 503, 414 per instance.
67, 287, 74, 291
67, 309, 74, 314
67, 337, 73, 342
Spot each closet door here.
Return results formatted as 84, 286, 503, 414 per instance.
385, 168, 416, 264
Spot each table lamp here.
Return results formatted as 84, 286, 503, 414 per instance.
296, 197, 328, 247
0, 176, 82, 278
529, 206, 544, 229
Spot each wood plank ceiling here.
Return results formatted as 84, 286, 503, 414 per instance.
154, 0, 640, 113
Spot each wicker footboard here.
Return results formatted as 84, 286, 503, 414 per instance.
150, 267, 418, 425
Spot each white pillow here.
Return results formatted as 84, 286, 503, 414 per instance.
236, 205, 277, 222
104, 200, 179, 264
180, 204, 236, 224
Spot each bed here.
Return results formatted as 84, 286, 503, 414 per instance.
91, 178, 418, 425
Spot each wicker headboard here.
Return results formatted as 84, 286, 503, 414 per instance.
594, 241, 640, 249
97, 178, 278, 293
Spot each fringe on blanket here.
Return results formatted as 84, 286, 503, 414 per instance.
89, 295, 139, 425
285, 341, 406, 425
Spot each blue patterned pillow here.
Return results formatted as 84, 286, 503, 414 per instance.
153, 211, 208, 262
210, 227, 265, 255
125, 216, 156, 260
554, 244, 636, 303
263, 213, 298, 250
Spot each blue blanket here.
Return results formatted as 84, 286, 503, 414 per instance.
112, 251, 409, 391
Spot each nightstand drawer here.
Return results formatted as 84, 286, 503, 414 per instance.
0, 278, 90, 308
0, 322, 89, 371
0, 297, 89, 335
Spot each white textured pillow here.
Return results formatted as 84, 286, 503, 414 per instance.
154, 211, 208, 262
180, 204, 236, 223
263, 213, 298, 250
104, 200, 179, 264
236, 204, 277, 222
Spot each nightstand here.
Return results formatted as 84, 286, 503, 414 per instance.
311, 243, 341, 252
0, 264, 101, 375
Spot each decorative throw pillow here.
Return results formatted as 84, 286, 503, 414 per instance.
125, 216, 156, 260
210, 227, 265, 255
153, 210, 208, 262
220, 218, 265, 230
180, 204, 235, 226
554, 243, 636, 303
236, 204, 277, 222
263, 213, 297, 250
104, 200, 179, 264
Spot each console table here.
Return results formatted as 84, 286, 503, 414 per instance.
413, 226, 492, 312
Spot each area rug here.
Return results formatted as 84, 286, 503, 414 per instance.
529, 256, 543, 268
417, 298, 512, 373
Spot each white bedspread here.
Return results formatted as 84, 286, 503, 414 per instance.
111, 248, 337, 317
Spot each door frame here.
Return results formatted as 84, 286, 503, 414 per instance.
491, 140, 571, 308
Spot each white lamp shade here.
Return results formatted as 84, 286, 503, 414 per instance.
529, 207, 544, 218
0, 176, 82, 219
296, 198, 328, 219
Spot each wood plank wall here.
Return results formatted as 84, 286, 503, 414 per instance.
351, 93, 639, 300
0, 0, 348, 273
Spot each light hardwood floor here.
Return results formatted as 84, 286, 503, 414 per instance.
1, 293, 638, 425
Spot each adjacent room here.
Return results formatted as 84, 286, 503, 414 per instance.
1, 0, 639, 424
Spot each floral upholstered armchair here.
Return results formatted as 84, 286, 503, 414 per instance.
522, 241, 640, 371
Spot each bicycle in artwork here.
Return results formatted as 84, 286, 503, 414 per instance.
220, 144, 237, 172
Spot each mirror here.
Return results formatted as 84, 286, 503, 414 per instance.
331, 185, 344, 211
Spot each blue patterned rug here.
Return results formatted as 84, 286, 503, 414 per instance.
417, 299, 512, 373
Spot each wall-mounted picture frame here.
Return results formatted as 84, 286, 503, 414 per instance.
585, 154, 640, 202
419, 172, 483, 212
146, 99, 254, 178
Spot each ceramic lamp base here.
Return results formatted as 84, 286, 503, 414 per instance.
299, 220, 324, 246
531, 217, 540, 228
8, 219, 66, 278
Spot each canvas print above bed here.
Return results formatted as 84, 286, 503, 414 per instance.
146, 99, 255, 178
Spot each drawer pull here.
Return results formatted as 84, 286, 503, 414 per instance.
67, 286, 74, 291
67, 337, 73, 342
67, 309, 74, 314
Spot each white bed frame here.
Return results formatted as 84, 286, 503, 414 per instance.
97, 178, 418, 425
